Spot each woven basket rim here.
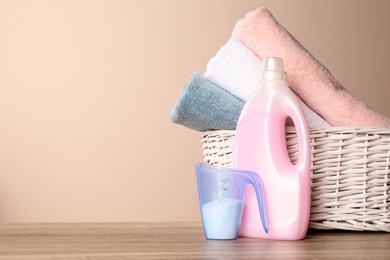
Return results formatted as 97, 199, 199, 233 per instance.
200, 126, 390, 135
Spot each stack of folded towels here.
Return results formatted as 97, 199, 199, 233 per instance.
170, 7, 390, 131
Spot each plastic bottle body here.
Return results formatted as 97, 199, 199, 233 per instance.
233, 78, 311, 240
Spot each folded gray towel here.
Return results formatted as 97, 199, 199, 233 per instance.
170, 72, 244, 131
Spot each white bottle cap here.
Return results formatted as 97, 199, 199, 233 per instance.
260, 57, 287, 80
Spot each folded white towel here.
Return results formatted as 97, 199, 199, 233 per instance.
204, 38, 330, 127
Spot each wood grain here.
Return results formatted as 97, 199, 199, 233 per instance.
0, 222, 389, 259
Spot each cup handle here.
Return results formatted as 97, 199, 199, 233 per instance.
237, 170, 269, 234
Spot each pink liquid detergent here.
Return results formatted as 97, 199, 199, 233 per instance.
233, 57, 311, 240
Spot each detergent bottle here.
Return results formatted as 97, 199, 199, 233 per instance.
233, 57, 311, 240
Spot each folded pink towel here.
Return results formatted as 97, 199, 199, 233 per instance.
232, 7, 390, 127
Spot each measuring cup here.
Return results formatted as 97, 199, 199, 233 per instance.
195, 163, 269, 240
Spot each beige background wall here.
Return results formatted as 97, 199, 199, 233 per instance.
0, 0, 389, 222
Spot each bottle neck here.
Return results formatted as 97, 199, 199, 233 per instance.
259, 71, 287, 81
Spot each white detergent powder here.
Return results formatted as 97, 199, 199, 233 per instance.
201, 198, 243, 239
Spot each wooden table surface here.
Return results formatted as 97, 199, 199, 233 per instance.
0, 222, 389, 259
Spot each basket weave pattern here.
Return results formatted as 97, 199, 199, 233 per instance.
200, 127, 390, 231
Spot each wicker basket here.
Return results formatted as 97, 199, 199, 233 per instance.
200, 127, 390, 232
